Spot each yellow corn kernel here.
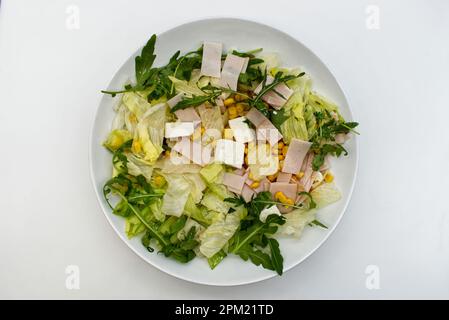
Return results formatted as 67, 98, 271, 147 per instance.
224, 97, 235, 107
165, 150, 171, 157
267, 173, 278, 182
282, 146, 289, 155
132, 140, 142, 153
244, 155, 249, 165
296, 171, 305, 179
153, 175, 166, 188
274, 191, 284, 201
279, 160, 284, 168
236, 103, 245, 113
277, 141, 284, 149
250, 181, 260, 189
228, 105, 237, 114
129, 113, 137, 124
224, 128, 233, 140
201, 126, 205, 135
278, 154, 285, 161
244, 146, 249, 154
324, 171, 334, 183
283, 198, 294, 206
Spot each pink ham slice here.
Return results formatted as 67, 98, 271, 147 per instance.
174, 107, 201, 124
256, 120, 282, 146
276, 172, 292, 183
200, 42, 222, 78
282, 138, 312, 174
299, 152, 315, 192
223, 172, 247, 194
220, 54, 246, 91
167, 93, 184, 109
254, 76, 293, 109
172, 137, 212, 166
269, 182, 298, 213
241, 184, 255, 203
246, 108, 268, 127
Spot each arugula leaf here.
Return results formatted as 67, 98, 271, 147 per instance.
269, 109, 289, 131
135, 34, 157, 88
208, 250, 227, 270
312, 143, 348, 171
171, 91, 221, 112
267, 238, 283, 275
298, 191, 317, 209
252, 71, 303, 106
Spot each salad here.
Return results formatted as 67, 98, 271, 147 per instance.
101, 35, 358, 275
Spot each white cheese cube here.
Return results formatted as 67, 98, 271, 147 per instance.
165, 122, 194, 138
214, 139, 245, 168
228, 116, 255, 143
259, 205, 281, 222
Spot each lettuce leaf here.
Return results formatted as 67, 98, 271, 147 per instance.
161, 175, 191, 217
277, 208, 316, 238
310, 182, 342, 208
103, 129, 132, 152
199, 163, 224, 184
201, 191, 231, 214
199, 212, 241, 258
168, 76, 205, 97
122, 92, 151, 120
132, 103, 167, 164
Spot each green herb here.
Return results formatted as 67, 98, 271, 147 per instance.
224, 192, 286, 275
269, 109, 289, 131
309, 219, 328, 229
170, 90, 222, 112
298, 191, 317, 209
312, 143, 348, 171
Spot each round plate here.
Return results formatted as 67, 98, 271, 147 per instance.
90, 18, 358, 286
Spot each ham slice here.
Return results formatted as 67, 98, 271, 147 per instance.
276, 172, 292, 183
200, 42, 222, 78
254, 76, 293, 109
166, 93, 184, 109
241, 184, 255, 202
282, 138, 312, 174
246, 108, 267, 127
223, 172, 247, 194
269, 182, 298, 213
299, 152, 314, 192
220, 53, 246, 91
172, 137, 212, 166
174, 107, 201, 125
256, 120, 282, 146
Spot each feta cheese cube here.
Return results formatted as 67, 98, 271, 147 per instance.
228, 116, 255, 143
165, 122, 194, 138
214, 139, 245, 168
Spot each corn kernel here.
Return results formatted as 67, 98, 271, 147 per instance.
296, 171, 305, 179
267, 173, 278, 182
224, 98, 235, 106
236, 103, 245, 113
278, 154, 285, 161
274, 191, 284, 201
201, 126, 205, 135
244, 155, 249, 165
132, 140, 142, 153
282, 146, 289, 155
283, 198, 294, 206
244, 146, 249, 154
250, 181, 260, 189
154, 176, 166, 188
277, 141, 284, 149
324, 171, 334, 183
224, 128, 233, 140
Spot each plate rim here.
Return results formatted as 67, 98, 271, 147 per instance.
89, 16, 359, 286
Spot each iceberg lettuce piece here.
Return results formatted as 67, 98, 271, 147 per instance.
277, 209, 316, 238
168, 76, 205, 97
161, 175, 191, 217
199, 212, 241, 258
122, 92, 151, 120
199, 163, 224, 184
126, 153, 153, 181
103, 129, 132, 152
201, 191, 231, 214
310, 182, 342, 208
132, 103, 167, 164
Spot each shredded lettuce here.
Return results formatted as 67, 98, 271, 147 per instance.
161, 175, 191, 217
310, 182, 342, 208
122, 92, 151, 120
200, 163, 224, 184
132, 103, 167, 164
168, 76, 205, 97
199, 211, 241, 258
277, 209, 316, 238
201, 191, 231, 214
103, 129, 132, 152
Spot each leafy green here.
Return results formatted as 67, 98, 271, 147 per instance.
312, 143, 348, 171
103, 130, 132, 152
171, 90, 221, 112
298, 191, 317, 209
208, 250, 227, 269
269, 109, 289, 131
309, 219, 328, 229
267, 238, 283, 275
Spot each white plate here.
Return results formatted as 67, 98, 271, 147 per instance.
90, 18, 358, 286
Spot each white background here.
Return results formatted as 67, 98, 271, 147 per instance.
1, 0, 448, 299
